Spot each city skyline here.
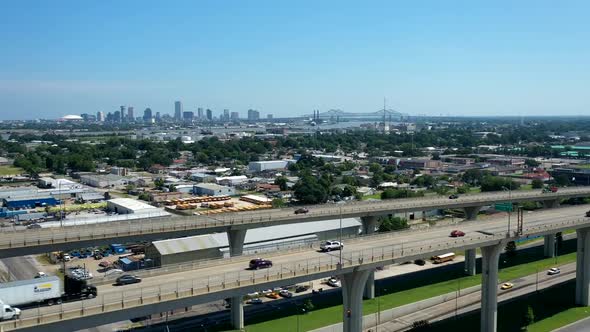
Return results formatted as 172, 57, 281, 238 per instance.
1, 1, 589, 120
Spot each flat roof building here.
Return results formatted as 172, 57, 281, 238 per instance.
106, 198, 159, 215
193, 183, 235, 196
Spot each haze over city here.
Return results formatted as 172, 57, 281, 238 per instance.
1, 0, 589, 120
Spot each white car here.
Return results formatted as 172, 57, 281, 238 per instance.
62, 254, 72, 262
104, 268, 123, 277
547, 267, 561, 275
327, 277, 341, 287
320, 241, 344, 252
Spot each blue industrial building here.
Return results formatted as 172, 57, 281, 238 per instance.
2, 196, 60, 209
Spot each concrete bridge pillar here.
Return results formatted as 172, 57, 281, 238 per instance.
360, 216, 378, 299
464, 206, 481, 221
542, 199, 560, 209
227, 229, 247, 256
544, 234, 556, 258
360, 216, 378, 235
341, 269, 372, 332
464, 249, 476, 276
481, 243, 502, 332
576, 228, 590, 305
227, 229, 247, 330
230, 296, 244, 330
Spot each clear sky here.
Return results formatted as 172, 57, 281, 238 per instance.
1, 1, 589, 119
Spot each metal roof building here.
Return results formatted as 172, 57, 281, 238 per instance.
145, 218, 361, 266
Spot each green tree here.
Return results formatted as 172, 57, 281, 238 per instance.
523, 305, 535, 327
293, 175, 328, 204
378, 216, 409, 232
271, 198, 286, 208
505, 241, 517, 257
525, 159, 540, 168
274, 176, 288, 191
531, 179, 544, 189
154, 178, 165, 189
303, 299, 315, 312
480, 176, 520, 192
462, 169, 484, 185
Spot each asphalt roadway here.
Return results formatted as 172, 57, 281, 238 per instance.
3, 204, 588, 330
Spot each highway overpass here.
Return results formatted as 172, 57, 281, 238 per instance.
1, 205, 590, 332
0, 187, 589, 258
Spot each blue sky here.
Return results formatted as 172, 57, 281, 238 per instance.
1, 1, 589, 119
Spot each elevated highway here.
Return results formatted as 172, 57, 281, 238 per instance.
1, 205, 590, 332
0, 188, 589, 257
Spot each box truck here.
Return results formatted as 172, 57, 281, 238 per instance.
0, 275, 97, 313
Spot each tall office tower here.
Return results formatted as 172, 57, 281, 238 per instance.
96, 111, 105, 122
223, 109, 230, 122
155, 112, 161, 122
119, 106, 126, 122
247, 109, 260, 121
105, 112, 113, 122
230, 112, 239, 120
174, 101, 183, 121
267, 114, 273, 119
197, 108, 204, 119
206, 109, 213, 121
127, 107, 134, 121
143, 108, 153, 122
114, 110, 122, 122
183, 111, 194, 121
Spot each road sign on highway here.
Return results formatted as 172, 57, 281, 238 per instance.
495, 203, 513, 212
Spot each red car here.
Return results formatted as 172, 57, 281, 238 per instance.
450, 230, 465, 237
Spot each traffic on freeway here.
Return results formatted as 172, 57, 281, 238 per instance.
0, 188, 589, 253
1, 204, 590, 331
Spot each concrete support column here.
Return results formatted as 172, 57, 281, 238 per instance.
464, 249, 476, 276
230, 296, 244, 330
227, 229, 247, 256
227, 229, 247, 330
481, 243, 502, 332
542, 199, 560, 209
341, 269, 372, 332
463, 206, 481, 221
576, 228, 590, 305
360, 216, 378, 299
360, 216, 378, 235
544, 234, 556, 258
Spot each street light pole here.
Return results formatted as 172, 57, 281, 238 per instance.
502, 186, 512, 236
339, 205, 343, 266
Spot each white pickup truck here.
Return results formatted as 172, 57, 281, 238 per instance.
320, 240, 343, 252
0, 300, 20, 321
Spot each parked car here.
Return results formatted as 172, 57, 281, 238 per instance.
104, 269, 123, 277
500, 282, 513, 290
62, 254, 71, 262
249, 258, 273, 270
320, 240, 344, 252
327, 277, 341, 287
246, 298, 263, 305
98, 261, 111, 268
448, 194, 459, 199
115, 275, 142, 286
294, 208, 309, 215
450, 230, 465, 237
295, 285, 310, 293
414, 259, 426, 266
27, 223, 42, 229
547, 267, 561, 275
34, 271, 47, 278
542, 186, 558, 193
266, 292, 280, 299
586, 210, 590, 218
279, 289, 293, 298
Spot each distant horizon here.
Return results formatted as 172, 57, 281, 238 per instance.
1, 1, 589, 119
